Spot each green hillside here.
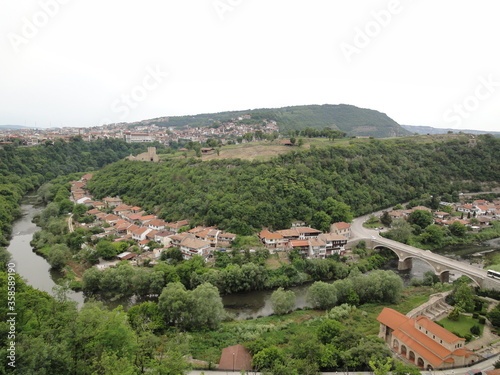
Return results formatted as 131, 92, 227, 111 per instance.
87, 135, 500, 235
139, 104, 411, 138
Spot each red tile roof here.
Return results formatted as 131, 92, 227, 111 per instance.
377, 308, 468, 368
218, 345, 252, 371
332, 222, 351, 230
289, 240, 309, 247
259, 230, 283, 240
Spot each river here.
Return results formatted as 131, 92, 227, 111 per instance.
7, 198, 500, 319
7, 197, 85, 306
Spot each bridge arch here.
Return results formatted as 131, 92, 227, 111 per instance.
372, 242, 483, 287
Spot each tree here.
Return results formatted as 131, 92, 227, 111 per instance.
453, 283, 475, 312
317, 319, 343, 344
48, 244, 71, 270
158, 282, 225, 331
166, 247, 183, 262
158, 282, 190, 328
380, 211, 392, 227
386, 218, 413, 244
369, 357, 393, 375
449, 221, 467, 237
96, 240, 118, 259
252, 346, 285, 372
420, 224, 443, 245
271, 287, 296, 315
323, 197, 353, 223
408, 210, 433, 230
297, 138, 304, 147
448, 306, 460, 321
312, 211, 332, 233
189, 282, 226, 330
307, 281, 337, 309
392, 360, 421, 375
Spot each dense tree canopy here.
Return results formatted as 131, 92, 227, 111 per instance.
88, 136, 500, 235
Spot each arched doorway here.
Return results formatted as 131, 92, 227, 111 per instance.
409, 351, 415, 363
401, 345, 407, 356
427, 365, 434, 371
417, 358, 424, 368
393, 339, 399, 351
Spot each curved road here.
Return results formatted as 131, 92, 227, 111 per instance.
349, 210, 500, 287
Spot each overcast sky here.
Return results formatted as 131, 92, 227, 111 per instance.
1, 0, 499, 132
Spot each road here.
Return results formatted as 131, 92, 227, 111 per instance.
67, 213, 74, 233
349, 209, 500, 287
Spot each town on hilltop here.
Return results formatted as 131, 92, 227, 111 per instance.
0, 115, 280, 147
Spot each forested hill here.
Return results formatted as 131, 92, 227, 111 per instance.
135, 104, 410, 138
88, 135, 500, 235
0, 138, 158, 245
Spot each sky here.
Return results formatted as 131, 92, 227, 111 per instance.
1, 0, 499, 132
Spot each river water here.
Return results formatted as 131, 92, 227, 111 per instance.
7, 198, 500, 319
7, 198, 85, 306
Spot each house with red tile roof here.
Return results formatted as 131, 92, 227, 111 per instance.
259, 230, 284, 248
179, 236, 211, 259
276, 228, 300, 241
330, 222, 351, 238
295, 226, 321, 239
166, 220, 190, 233
103, 197, 123, 207
218, 232, 236, 243
377, 308, 479, 370
148, 219, 167, 230
112, 204, 132, 214
318, 233, 348, 256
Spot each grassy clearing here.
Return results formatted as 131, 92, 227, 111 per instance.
438, 315, 484, 338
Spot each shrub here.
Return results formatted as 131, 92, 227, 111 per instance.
472, 313, 479, 319
479, 317, 486, 325
470, 325, 480, 335
448, 307, 460, 321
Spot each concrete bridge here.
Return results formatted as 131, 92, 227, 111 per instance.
349, 211, 500, 290
364, 236, 500, 290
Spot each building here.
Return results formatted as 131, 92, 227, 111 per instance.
259, 230, 284, 248
330, 222, 351, 238
377, 308, 478, 370
123, 131, 153, 143
127, 147, 159, 162
179, 236, 211, 260
218, 345, 253, 371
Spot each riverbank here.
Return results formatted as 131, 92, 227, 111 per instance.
6, 198, 85, 306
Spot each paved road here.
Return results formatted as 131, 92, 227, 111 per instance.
349, 210, 500, 288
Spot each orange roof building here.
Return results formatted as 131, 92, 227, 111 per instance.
377, 308, 479, 370
218, 345, 252, 371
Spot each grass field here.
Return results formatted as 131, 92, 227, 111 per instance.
438, 314, 484, 338
157, 134, 472, 163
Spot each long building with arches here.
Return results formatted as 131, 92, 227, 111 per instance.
377, 308, 479, 370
